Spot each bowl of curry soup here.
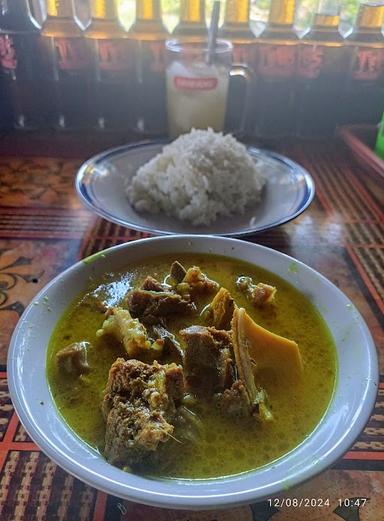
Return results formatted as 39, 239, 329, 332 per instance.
8, 235, 378, 510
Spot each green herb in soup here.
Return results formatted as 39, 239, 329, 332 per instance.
47, 254, 337, 479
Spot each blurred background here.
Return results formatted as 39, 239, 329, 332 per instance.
98, 0, 360, 33
59, 0, 366, 33
1, 0, 383, 139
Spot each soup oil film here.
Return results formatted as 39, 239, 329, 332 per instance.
47, 253, 337, 479
1, 0, 384, 136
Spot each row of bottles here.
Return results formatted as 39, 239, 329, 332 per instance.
1, 0, 384, 138
0, 0, 169, 133
221, 0, 384, 138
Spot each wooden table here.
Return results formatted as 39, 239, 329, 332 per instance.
0, 132, 383, 521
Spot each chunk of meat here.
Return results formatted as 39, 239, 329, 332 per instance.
169, 261, 187, 284
180, 325, 235, 395
232, 307, 273, 421
176, 266, 219, 298
141, 276, 170, 292
149, 324, 184, 364
56, 341, 90, 376
102, 358, 184, 467
96, 307, 163, 359
236, 276, 276, 307
144, 403, 205, 471
173, 405, 205, 445
206, 287, 234, 330
126, 289, 196, 323
215, 380, 251, 417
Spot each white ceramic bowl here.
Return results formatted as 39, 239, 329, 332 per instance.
8, 236, 378, 510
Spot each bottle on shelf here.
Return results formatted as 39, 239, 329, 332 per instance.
296, 0, 348, 138
76, 0, 91, 29
0, 0, 43, 129
29, 0, 45, 26
252, 0, 299, 138
172, 0, 206, 38
85, 0, 136, 131
219, 0, 257, 133
342, 1, 384, 125
0, 74, 12, 130
40, 0, 91, 130
128, 0, 169, 135
219, 0, 255, 58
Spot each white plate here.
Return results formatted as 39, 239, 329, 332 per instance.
8, 236, 378, 510
76, 142, 315, 237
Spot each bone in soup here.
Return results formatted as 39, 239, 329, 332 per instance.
47, 253, 337, 479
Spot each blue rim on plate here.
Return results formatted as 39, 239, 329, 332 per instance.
76, 141, 315, 237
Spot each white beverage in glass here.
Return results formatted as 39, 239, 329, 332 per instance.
166, 61, 229, 138
165, 39, 252, 138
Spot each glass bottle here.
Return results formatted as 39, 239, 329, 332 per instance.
76, 0, 91, 29
342, 1, 384, 125
252, 0, 298, 138
40, 0, 91, 130
219, 0, 255, 47
173, 0, 206, 37
0, 74, 12, 130
128, 0, 169, 135
85, 0, 136, 131
0, 0, 42, 129
296, 1, 348, 137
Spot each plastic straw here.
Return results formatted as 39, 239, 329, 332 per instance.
207, 1, 220, 65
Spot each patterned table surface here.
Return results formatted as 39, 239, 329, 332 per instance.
0, 134, 382, 521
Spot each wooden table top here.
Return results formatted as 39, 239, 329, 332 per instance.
0, 132, 382, 521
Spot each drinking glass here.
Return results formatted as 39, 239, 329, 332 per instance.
166, 38, 252, 138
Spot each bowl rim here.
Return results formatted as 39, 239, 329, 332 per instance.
7, 235, 379, 510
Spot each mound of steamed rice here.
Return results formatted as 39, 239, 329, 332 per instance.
126, 129, 266, 226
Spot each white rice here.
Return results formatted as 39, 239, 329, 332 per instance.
126, 128, 266, 226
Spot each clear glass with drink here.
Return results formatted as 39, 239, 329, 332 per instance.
166, 38, 252, 138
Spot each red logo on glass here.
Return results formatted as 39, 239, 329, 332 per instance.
174, 76, 218, 90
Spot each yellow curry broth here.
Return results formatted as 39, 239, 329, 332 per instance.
47, 253, 337, 478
